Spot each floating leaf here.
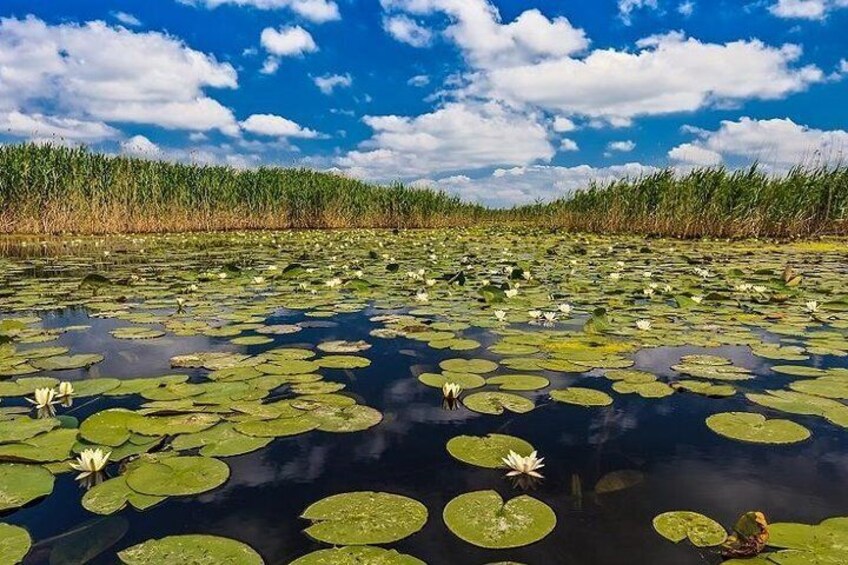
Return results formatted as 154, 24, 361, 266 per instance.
550, 387, 613, 407
462, 392, 534, 415
439, 358, 498, 374
446, 434, 534, 468
0, 523, 31, 564
486, 375, 549, 391
653, 511, 727, 547
443, 490, 556, 549
125, 456, 229, 497
301, 491, 428, 545
289, 546, 425, 565
118, 535, 264, 564
0, 463, 54, 510
706, 412, 810, 444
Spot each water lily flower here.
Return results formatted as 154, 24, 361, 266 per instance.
252, 276, 265, 285
187, 284, 198, 293
325, 277, 342, 288
643, 287, 655, 297
735, 283, 753, 292
494, 310, 507, 322
502, 450, 545, 479
267, 265, 278, 272
522, 270, 532, 281
558, 303, 573, 315
505, 288, 519, 298
528, 310, 543, 320
442, 382, 462, 400
543, 312, 557, 323
415, 290, 429, 302
57, 381, 74, 398
69, 448, 111, 479
217, 272, 228, 280
425, 279, 437, 287
643, 271, 653, 279
692, 295, 704, 304
752, 285, 767, 294
27, 388, 57, 409
805, 300, 819, 314
609, 272, 621, 281
636, 319, 652, 331
354, 270, 364, 278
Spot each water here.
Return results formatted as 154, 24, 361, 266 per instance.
1, 231, 847, 564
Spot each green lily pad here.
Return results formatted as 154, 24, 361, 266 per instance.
110, 327, 165, 340
612, 381, 675, 398
0, 463, 55, 510
439, 358, 498, 374
301, 491, 428, 545
129, 413, 221, 437
310, 405, 383, 433
653, 511, 727, 547
171, 424, 272, 457
486, 375, 549, 391
595, 470, 645, 494
118, 535, 264, 564
289, 546, 425, 565
0, 523, 31, 564
125, 456, 229, 496
550, 387, 613, 407
446, 434, 534, 468
443, 490, 556, 549
706, 412, 811, 444
82, 476, 165, 515
462, 392, 534, 415
0, 417, 60, 444
0, 429, 78, 462
417, 372, 486, 389
234, 416, 320, 438
32, 354, 104, 371
80, 409, 143, 447
315, 355, 371, 369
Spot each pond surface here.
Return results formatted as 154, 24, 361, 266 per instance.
1, 229, 847, 564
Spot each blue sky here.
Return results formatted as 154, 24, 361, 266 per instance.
1, 0, 846, 205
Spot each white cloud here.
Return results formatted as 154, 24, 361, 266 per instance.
552, 116, 577, 132
618, 0, 659, 25
678, 1, 695, 16
408, 74, 430, 87
480, 32, 823, 122
769, 0, 848, 20
313, 73, 352, 95
183, 0, 340, 23
260, 25, 317, 57
0, 111, 119, 142
419, 162, 659, 206
337, 101, 554, 179
239, 113, 321, 138
0, 16, 239, 135
608, 140, 636, 152
113, 12, 142, 26
560, 138, 579, 152
381, 1, 589, 68
383, 15, 433, 47
669, 117, 848, 169
121, 135, 162, 157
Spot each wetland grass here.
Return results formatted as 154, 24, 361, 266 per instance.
1, 143, 846, 237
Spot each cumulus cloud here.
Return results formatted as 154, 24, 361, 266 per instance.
480, 32, 823, 122
418, 162, 659, 206
560, 138, 580, 152
337, 101, 554, 179
618, 0, 659, 25
0, 16, 239, 135
383, 15, 433, 47
552, 116, 577, 133
769, 0, 848, 20
0, 111, 120, 143
313, 73, 353, 95
121, 135, 162, 157
669, 117, 848, 169
260, 26, 317, 57
608, 140, 636, 152
239, 113, 321, 138
407, 74, 430, 87
182, 0, 340, 23
113, 12, 142, 26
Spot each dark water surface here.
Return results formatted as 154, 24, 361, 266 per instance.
5, 306, 848, 565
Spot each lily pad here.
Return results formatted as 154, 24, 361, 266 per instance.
443, 490, 556, 549
125, 456, 230, 496
301, 491, 428, 545
653, 511, 727, 547
32, 354, 104, 371
446, 434, 534, 468
439, 358, 498, 374
118, 535, 264, 564
289, 546, 425, 565
706, 412, 811, 444
0, 463, 55, 511
462, 392, 534, 415
0, 523, 31, 564
550, 387, 613, 407
82, 476, 164, 515
486, 375, 549, 391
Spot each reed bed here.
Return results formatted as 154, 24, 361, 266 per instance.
1, 144, 846, 238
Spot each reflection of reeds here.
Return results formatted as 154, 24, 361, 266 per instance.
2, 144, 847, 238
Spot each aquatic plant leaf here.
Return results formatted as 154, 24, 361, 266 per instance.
48, 516, 129, 565
310, 405, 383, 433
32, 354, 104, 371
595, 470, 645, 494
82, 477, 164, 515
486, 375, 549, 391
125, 456, 229, 496
653, 511, 727, 547
706, 412, 810, 444
110, 327, 165, 340
79, 410, 144, 447
443, 490, 556, 549
118, 535, 264, 564
0, 463, 55, 510
0, 417, 60, 444
550, 387, 613, 407
418, 371, 486, 389
0, 523, 31, 564
171, 424, 272, 457
234, 416, 319, 438
612, 381, 675, 398
462, 392, 534, 415
289, 546, 425, 565
0, 429, 78, 462
439, 358, 498, 374
446, 434, 534, 469
129, 414, 220, 436
315, 355, 371, 369
301, 491, 428, 545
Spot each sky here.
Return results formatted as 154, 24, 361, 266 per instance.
1, 0, 847, 206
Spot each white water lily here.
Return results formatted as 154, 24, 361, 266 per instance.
502, 450, 545, 479
267, 265, 278, 272
27, 387, 57, 409
543, 312, 557, 322
735, 283, 753, 292
325, 277, 342, 288
217, 272, 228, 280
425, 278, 437, 287
692, 295, 704, 304
442, 382, 462, 400
354, 270, 364, 278
69, 448, 111, 479
636, 319, 652, 331
415, 291, 429, 302
643, 271, 653, 279
187, 284, 198, 293
805, 300, 819, 314
505, 288, 519, 298
528, 310, 543, 320
752, 285, 767, 294
494, 310, 507, 322
643, 287, 655, 297
558, 303, 572, 315
522, 270, 532, 281
57, 381, 74, 398
609, 272, 621, 281
252, 276, 265, 284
